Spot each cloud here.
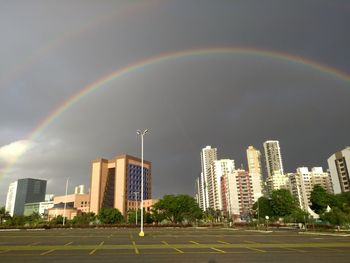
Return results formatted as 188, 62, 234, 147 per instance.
0, 140, 34, 163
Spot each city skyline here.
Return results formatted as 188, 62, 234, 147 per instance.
0, 1, 349, 205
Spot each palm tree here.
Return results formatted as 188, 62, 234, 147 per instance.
0, 207, 11, 225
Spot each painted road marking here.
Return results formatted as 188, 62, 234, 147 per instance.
279, 246, 306, 252
210, 247, 226, 253
162, 241, 184, 253
89, 241, 104, 255
40, 249, 55, 256
243, 240, 266, 252
0, 250, 9, 254
64, 241, 73, 246
245, 247, 266, 252
217, 240, 230, 244
132, 241, 139, 255
320, 247, 343, 252
244, 240, 259, 244
189, 240, 226, 253
27, 242, 40, 246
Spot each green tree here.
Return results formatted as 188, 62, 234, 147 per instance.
0, 207, 11, 225
152, 194, 202, 224
26, 212, 43, 226
7, 215, 26, 226
310, 185, 332, 215
50, 215, 64, 225
127, 209, 139, 224
321, 207, 350, 226
270, 189, 297, 217
98, 208, 124, 224
71, 212, 96, 225
253, 197, 274, 220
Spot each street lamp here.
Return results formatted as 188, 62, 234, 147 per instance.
133, 191, 139, 225
137, 129, 148, 237
63, 178, 69, 226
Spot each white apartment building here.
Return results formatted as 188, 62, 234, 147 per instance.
263, 140, 284, 178
5, 181, 18, 216
289, 167, 333, 211
212, 159, 235, 211
197, 146, 218, 211
328, 147, 350, 194
246, 146, 263, 202
267, 171, 289, 192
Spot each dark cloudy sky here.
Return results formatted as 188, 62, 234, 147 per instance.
0, 0, 349, 204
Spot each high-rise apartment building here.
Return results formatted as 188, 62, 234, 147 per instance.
328, 147, 350, 194
197, 146, 218, 211
289, 167, 333, 211
263, 140, 287, 193
221, 169, 254, 221
90, 154, 152, 217
263, 140, 284, 178
212, 159, 235, 210
5, 178, 47, 216
246, 146, 263, 201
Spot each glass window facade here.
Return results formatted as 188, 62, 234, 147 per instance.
127, 164, 150, 200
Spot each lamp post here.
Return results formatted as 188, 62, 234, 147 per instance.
63, 178, 69, 226
137, 129, 148, 237
133, 191, 138, 225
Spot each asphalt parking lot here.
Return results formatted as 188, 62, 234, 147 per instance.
0, 228, 350, 263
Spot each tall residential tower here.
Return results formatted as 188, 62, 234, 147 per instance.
328, 147, 350, 194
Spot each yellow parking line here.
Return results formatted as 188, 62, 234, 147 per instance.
244, 240, 258, 244
280, 247, 306, 253
27, 242, 40, 246
40, 249, 55, 256
89, 241, 104, 255
64, 241, 73, 246
132, 241, 139, 255
217, 240, 230, 244
189, 241, 200, 245
162, 241, 184, 253
210, 247, 226, 253
321, 247, 343, 252
245, 247, 266, 253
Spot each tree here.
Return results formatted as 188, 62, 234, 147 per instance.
97, 208, 124, 224
321, 207, 350, 226
127, 209, 139, 224
26, 212, 43, 226
252, 197, 274, 220
50, 215, 64, 225
71, 212, 96, 225
152, 194, 202, 224
0, 207, 11, 225
270, 189, 297, 217
310, 185, 332, 215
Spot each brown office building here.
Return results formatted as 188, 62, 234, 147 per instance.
90, 154, 152, 217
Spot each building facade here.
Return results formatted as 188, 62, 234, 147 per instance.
221, 169, 254, 221
197, 146, 218, 211
328, 147, 350, 194
24, 201, 54, 217
212, 159, 235, 211
289, 167, 333, 211
90, 154, 152, 217
263, 140, 284, 179
5, 178, 47, 216
246, 146, 264, 202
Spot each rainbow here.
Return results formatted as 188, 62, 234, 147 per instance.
1, 47, 350, 179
